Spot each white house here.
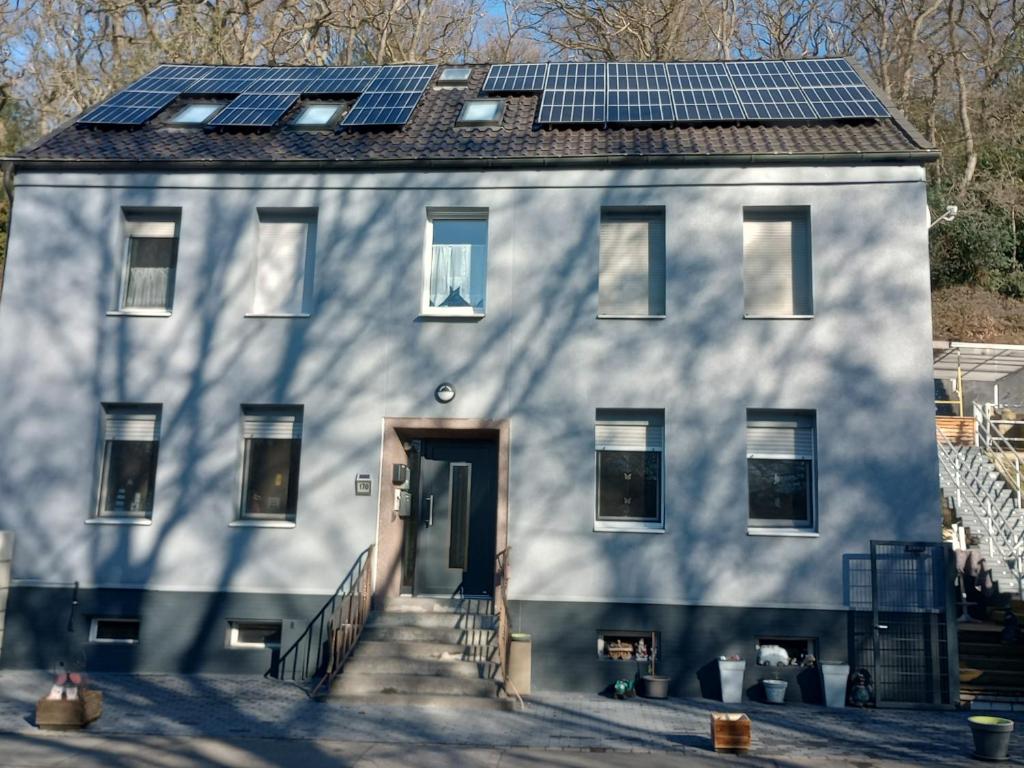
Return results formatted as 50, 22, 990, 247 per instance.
0, 61, 944, 703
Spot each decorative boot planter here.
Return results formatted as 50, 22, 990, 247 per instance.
642, 674, 669, 699
718, 659, 746, 703
969, 716, 1013, 762
820, 662, 849, 708
762, 679, 787, 704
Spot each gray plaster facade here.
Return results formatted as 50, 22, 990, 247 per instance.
0, 164, 939, 690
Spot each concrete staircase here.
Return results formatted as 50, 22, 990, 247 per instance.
329, 596, 513, 709
938, 443, 1022, 594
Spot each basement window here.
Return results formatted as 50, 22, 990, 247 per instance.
597, 630, 657, 661
457, 99, 504, 126
167, 103, 223, 125
227, 620, 282, 649
755, 636, 817, 666
89, 618, 141, 644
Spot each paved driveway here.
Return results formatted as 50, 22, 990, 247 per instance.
0, 671, 1019, 766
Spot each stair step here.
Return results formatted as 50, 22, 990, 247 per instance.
961, 669, 1024, 688
962, 655, 1024, 672
367, 611, 498, 630
361, 625, 496, 645
378, 596, 493, 614
344, 656, 498, 678
351, 640, 498, 663
330, 693, 515, 710
331, 672, 499, 697
960, 642, 1024, 657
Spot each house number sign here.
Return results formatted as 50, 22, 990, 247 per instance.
355, 474, 372, 496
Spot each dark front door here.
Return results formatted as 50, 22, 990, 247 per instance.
413, 439, 497, 597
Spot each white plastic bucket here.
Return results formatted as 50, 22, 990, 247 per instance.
718, 659, 746, 703
820, 662, 849, 708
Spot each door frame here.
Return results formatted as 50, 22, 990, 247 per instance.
374, 418, 510, 602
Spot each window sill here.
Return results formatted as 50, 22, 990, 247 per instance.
747, 527, 819, 538
594, 522, 666, 534
229, 519, 296, 529
106, 310, 172, 318
244, 313, 311, 319
596, 315, 666, 320
86, 517, 152, 526
418, 309, 485, 321
743, 315, 814, 320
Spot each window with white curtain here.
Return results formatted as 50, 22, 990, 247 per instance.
119, 211, 179, 312
252, 211, 316, 316
595, 409, 665, 530
239, 406, 303, 521
97, 404, 161, 518
742, 208, 812, 317
599, 209, 666, 317
746, 410, 817, 530
423, 211, 487, 315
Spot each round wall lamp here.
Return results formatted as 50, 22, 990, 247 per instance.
435, 383, 456, 404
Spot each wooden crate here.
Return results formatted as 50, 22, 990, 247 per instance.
36, 690, 103, 731
710, 712, 751, 753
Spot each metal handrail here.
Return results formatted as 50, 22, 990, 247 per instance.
495, 547, 525, 710
974, 402, 1023, 508
937, 429, 1024, 594
268, 544, 374, 699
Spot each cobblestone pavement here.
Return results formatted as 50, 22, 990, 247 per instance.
0, 671, 1020, 766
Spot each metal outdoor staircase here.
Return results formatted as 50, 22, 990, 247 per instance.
937, 403, 1024, 708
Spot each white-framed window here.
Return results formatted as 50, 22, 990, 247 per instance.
238, 406, 303, 521
89, 618, 140, 644
742, 207, 812, 317
422, 209, 488, 317
118, 210, 180, 313
599, 208, 666, 318
227, 620, 282, 650
250, 210, 317, 317
167, 103, 223, 125
457, 99, 504, 125
96, 404, 161, 519
595, 409, 665, 531
746, 410, 817, 531
292, 104, 344, 127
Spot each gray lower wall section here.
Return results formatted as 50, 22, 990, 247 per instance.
1, 586, 330, 675
508, 599, 849, 703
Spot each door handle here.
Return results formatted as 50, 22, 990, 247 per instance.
875, 624, 888, 631
425, 495, 434, 528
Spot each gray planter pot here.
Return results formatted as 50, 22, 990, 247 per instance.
642, 675, 669, 699
762, 679, 787, 704
969, 716, 1014, 762
718, 659, 746, 704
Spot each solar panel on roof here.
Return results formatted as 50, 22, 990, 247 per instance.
184, 66, 269, 95
606, 63, 673, 123
206, 93, 299, 128
537, 62, 606, 124
341, 64, 436, 127
785, 59, 889, 119
482, 64, 548, 93
305, 66, 380, 95
78, 90, 179, 126
725, 60, 816, 120
132, 65, 211, 93
666, 62, 745, 122
243, 68, 323, 94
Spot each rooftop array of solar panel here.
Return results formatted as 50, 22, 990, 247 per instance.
304, 66, 380, 95
786, 59, 888, 118
78, 90, 179, 126
538, 62, 606, 124
206, 93, 300, 128
340, 64, 437, 127
482, 64, 548, 93
725, 60, 817, 120
666, 62, 746, 122
606, 63, 674, 123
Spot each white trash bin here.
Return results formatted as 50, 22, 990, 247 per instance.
718, 658, 746, 703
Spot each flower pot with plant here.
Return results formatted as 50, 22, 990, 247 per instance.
761, 671, 787, 704
639, 637, 669, 699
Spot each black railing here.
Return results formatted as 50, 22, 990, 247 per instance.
267, 544, 374, 698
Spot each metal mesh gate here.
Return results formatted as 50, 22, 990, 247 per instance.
856, 541, 955, 708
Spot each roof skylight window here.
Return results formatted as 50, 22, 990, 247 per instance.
439, 67, 472, 86
292, 104, 344, 127
457, 99, 504, 126
168, 103, 223, 125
